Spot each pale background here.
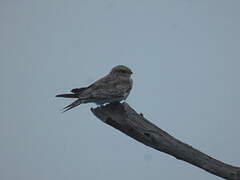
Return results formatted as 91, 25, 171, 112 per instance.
1, 1, 239, 180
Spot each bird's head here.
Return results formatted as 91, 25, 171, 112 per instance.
110, 65, 133, 77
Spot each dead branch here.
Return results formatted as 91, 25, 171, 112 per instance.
91, 102, 240, 180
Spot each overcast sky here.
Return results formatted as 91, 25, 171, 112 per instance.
1, 0, 240, 180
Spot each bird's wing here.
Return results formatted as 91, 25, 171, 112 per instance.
81, 75, 132, 100
70, 74, 113, 95
70, 74, 109, 94
90, 87, 125, 99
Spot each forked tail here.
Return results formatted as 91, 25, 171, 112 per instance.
61, 99, 82, 112
56, 93, 83, 112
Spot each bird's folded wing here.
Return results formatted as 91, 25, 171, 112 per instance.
89, 88, 125, 99
79, 75, 131, 100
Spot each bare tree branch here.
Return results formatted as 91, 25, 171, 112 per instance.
91, 102, 240, 180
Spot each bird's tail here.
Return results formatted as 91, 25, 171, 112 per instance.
55, 93, 78, 98
61, 99, 82, 112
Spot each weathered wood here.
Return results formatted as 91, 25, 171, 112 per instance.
91, 102, 240, 180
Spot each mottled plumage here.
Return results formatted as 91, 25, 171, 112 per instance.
56, 65, 133, 112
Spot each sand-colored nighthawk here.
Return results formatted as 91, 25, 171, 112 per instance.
56, 65, 133, 112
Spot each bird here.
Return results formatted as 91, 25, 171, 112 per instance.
56, 65, 133, 112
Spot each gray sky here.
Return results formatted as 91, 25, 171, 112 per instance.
1, 0, 240, 180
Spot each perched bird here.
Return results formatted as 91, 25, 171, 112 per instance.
56, 65, 133, 112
